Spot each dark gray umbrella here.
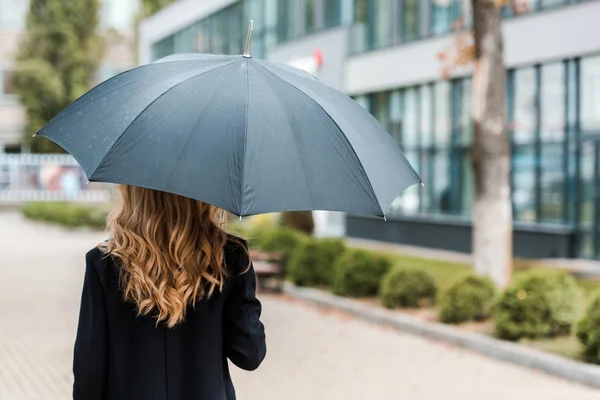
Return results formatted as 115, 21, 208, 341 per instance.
38, 51, 420, 217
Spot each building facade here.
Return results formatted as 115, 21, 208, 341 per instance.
0, 0, 140, 153
140, 0, 600, 259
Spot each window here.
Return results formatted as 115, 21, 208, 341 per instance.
539, 63, 566, 222
372, 0, 393, 49
101, 0, 140, 31
512, 146, 537, 222
402, 88, 419, 149
461, 154, 474, 216
305, 0, 317, 34
581, 56, 600, 132
420, 84, 433, 147
324, 0, 342, 28
512, 67, 536, 144
434, 81, 451, 146
460, 79, 472, 144
389, 91, 403, 143
430, 0, 454, 35
401, 0, 419, 42
277, 0, 293, 42
432, 150, 451, 214
372, 92, 391, 133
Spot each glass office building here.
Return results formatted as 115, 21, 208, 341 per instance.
141, 0, 600, 259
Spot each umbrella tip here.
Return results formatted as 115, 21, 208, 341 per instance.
239, 215, 242, 221
383, 215, 387, 222
420, 182, 425, 187
243, 20, 254, 58
32, 133, 37, 138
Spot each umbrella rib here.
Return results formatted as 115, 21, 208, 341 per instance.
239, 58, 250, 217
256, 63, 384, 216
90, 59, 237, 176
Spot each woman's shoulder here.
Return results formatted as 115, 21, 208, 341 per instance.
224, 233, 251, 275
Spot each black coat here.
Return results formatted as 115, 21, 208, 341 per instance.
73, 239, 266, 400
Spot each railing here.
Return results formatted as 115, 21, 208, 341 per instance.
0, 154, 112, 204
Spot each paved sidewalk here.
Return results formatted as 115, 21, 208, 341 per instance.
1, 211, 599, 399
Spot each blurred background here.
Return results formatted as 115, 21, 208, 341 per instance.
1, 0, 600, 399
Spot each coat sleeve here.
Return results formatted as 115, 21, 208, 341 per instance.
223, 243, 267, 371
73, 250, 108, 399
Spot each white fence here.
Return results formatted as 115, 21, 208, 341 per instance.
0, 154, 112, 203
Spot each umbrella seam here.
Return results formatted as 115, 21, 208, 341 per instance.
239, 58, 250, 217
256, 62, 384, 216
89, 59, 238, 177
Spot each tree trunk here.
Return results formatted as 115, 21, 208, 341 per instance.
471, 0, 512, 287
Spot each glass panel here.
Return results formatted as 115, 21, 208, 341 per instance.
354, 95, 370, 110
434, 81, 451, 147
540, 63, 565, 142
420, 150, 432, 211
353, 0, 369, 53
461, 78, 473, 144
324, 0, 342, 28
539, 143, 564, 223
402, 0, 419, 42
580, 56, 600, 132
432, 150, 451, 214
372, 92, 391, 132
579, 142, 596, 258
403, 88, 419, 149
195, 21, 210, 53
277, 0, 292, 42
431, 0, 453, 35
390, 151, 421, 214
0, 0, 28, 28
461, 152, 474, 216
372, 0, 393, 49
540, 0, 569, 9
389, 91, 403, 144
305, 0, 317, 34
512, 146, 537, 222
420, 85, 433, 147
513, 67, 537, 144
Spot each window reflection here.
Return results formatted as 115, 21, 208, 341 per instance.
434, 81, 451, 147
512, 146, 537, 222
403, 88, 419, 149
581, 56, 600, 132
513, 68, 536, 144
540, 144, 564, 222
540, 63, 565, 142
402, 0, 419, 42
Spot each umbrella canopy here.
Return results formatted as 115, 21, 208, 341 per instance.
38, 53, 421, 217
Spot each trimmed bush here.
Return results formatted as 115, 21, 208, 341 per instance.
256, 227, 308, 261
333, 249, 392, 297
577, 293, 600, 364
439, 275, 497, 324
288, 238, 346, 287
493, 274, 581, 341
280, 211, 314, 234
21, 202, 107, 229
380, 267, 437, 309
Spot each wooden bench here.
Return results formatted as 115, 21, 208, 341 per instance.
250, 250, 286, 292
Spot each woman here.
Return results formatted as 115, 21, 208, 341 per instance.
73, 185, 266, 400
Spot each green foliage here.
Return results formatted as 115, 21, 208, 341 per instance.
21, 202, 107, 229
280, 211, 315, 235
380, 267, 437, 309
493, 274, 581, 341
288, 238, 346, 287
256, 228, 308, 261
577, 292, 600, 364
439, 275, 497, 324
333, 249, 392, 297
140, 0, 177, 17
14, 0, 104, 153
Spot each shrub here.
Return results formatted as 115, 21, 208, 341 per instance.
577, 292, 600, 364
333, 249, 392, 297
439, 275, 497, 324
380, 267, 437, 309
256, 227, 308, 261
493, 274, 581, 341
288, 238, 346, 287
280, 211, 315, 234
21, 201, 107, 229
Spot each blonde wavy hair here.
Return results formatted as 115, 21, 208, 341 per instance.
99, 185, 231, 328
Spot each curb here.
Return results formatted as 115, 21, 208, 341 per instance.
283, 284, 600, 390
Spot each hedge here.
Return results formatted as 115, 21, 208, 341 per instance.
288, 238, 346, 287
333, 249, 392, 297
21, 202, 107, 229
380, 267, 437, 309
439, 275, 496, 324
